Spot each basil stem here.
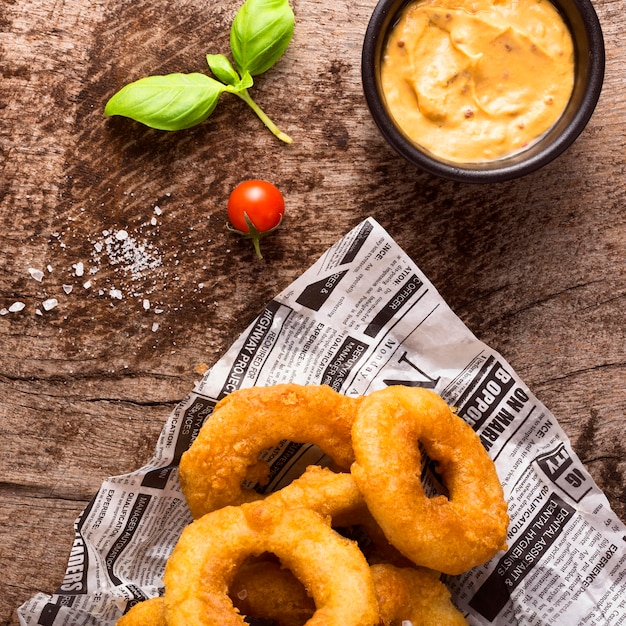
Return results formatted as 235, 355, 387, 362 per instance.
230, 0, 295, 76
231, 86, 293, 144
104, 73, 226, 131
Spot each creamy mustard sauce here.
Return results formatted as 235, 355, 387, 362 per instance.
381, 0, 575, 162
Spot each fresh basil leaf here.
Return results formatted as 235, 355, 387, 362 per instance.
104, 73, 226, 131
230, 0, 295, 77
206, 53, 241, 86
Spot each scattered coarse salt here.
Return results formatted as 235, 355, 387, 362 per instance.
110, 288, 123, 300
9, 302, 26, 313
0, 308, 8, 315
83, 280, 92, 289
94, 229, 163, 284
74, 261, 85, 277
143, 299, 150, 310
151, 322, 159, 332
154, 205, 162, 215
150, 217, 157, 226
63, 284, 73, 294
47, 265, 53, 273
28, 268, 44, 282
42, 298, 58, 311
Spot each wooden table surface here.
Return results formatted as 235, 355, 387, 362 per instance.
1, 0, 624, 623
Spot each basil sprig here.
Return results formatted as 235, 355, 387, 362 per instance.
104, 0, 294, 143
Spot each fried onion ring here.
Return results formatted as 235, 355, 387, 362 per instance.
351, 386, 509, 575
165, 465, 378, 626
163, 506, 378, 626
371, 564, 468, 625
179, 383, 360, 518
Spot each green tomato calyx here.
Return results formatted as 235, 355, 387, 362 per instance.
227, 211, 284, 260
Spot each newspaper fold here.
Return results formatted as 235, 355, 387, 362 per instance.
18, 218, 626, 626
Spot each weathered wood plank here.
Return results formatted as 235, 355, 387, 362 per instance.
1, 0, 625, 623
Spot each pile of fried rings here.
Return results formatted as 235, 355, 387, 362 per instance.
117, 384, 509, 626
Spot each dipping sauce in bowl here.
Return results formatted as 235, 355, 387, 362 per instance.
362, 0, 604, 182
381, 0, 575, 162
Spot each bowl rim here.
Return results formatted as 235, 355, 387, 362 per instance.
361, 0, 606, 183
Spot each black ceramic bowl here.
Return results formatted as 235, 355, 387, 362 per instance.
362, 0, 605, 183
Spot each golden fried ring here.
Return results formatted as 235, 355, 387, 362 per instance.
115, 563, 316, 626
116, 597, 166, 626
179, 383, 360, 518
163, 505, 379, 626
230, 559, 315, 626
351, 386, 509, 575
371, 564, 468, 626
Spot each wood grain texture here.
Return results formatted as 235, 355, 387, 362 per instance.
1, 0, 625, 623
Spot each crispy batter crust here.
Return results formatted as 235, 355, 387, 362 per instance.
372, 564, 468, 626
230, 559, 315, 626
164, 467, 379, 626
179, 383, 361, 518
351, 386, 509, 575
116, 597, 166, 626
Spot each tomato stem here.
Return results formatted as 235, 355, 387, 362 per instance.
235, 89, 293, 144
251, 236, 263, 260
226, 211, 284, 261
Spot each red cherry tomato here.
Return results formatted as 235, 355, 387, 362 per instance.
228, 180, 285, 233
227, 180, 285, 259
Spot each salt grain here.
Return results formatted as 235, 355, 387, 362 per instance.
9, 302, 26, 312
42, 298, 58, 311
110, 288, 123, 300
143, 299, 150, 310
151, 322, 159, 332
28, 268, 44, 282
63, 284, 73, 294
0, 308, 8, 315
83, 280, 92, 289
74, 262, 85, 277
95, 229, 163, 282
